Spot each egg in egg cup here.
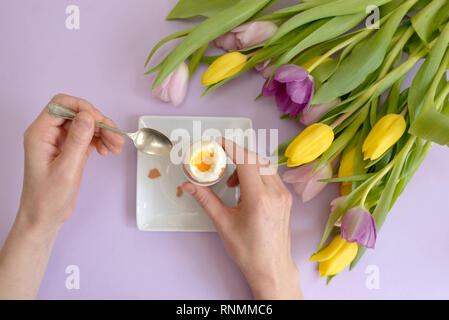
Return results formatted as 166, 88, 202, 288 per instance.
182, 139, 227, 186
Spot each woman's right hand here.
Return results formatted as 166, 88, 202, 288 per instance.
183, 138, 302, 300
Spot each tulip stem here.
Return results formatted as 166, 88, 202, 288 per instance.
400, 105, 408, 117
330, 111, 353, 129
307, 29, 372, 73
359, 136, 416, 207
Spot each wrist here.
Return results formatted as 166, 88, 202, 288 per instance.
15, 206, 61, 242
246, 260, 302, 300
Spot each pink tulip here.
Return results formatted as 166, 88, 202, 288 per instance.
214, 21, 278, 51
299, 99, 339, 126
152, 62, 189, 107
330, 196, 346, 227
255, 59, 275, 79
282, 160, 332, 202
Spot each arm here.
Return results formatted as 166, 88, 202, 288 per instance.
0, 94, 124, 299
183, 138, 302, 300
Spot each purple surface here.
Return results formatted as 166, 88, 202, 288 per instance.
1, 0, 449, 299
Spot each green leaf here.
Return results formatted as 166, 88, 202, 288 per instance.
311, 59, 339, 83
200, 56, 219, 64
144, 26, 195, 68
273, 136, 295, 157
312, 0, 417, 104
420, 49, 449, 115
275, 12, 367, 66
188, 44, 208, 78
277, 156, 287, 166
291, 30, 364, 67
166, 0, 240, 20
408, 21, 449, 121
385, 76, 405, 114
373, 149, 394, 172
267, 0, 393, 45
319, 173, 375, 183
411, 0, 449, 44
154, 0, 272, 89
409, 109, 449, 146
256, 0, 336, 21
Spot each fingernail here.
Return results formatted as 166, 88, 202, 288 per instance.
74, 112, 93, 132
183, 183, 195, 194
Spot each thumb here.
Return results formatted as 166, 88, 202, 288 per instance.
183, 182, 228, 227
60, 111, 95, 168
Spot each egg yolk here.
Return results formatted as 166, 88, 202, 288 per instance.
191, 150, 215, 172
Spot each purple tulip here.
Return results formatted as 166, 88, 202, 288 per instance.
262, 64, 314, 117
341, 207, 377, 249
214, 21, 278, 51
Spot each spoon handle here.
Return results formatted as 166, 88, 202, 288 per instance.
47, 103, 129, 137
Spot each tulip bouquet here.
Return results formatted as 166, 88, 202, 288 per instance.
145, 0, 449, 282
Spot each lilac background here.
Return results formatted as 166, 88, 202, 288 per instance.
1, 0, 448, 299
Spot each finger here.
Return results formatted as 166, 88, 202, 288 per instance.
217, 137, 264, 197
259, 161, 284, 187
58, 111, 95, 169
227, 169, 240, 188
87, 144, 96, 157
96, 138, 110, 156
182, 182, 229, 228
35, 94, 104, 132
100, 117, 125, 154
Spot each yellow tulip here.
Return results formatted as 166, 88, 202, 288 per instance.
310, 236, 358, 277
285, 123, 334, 167
362, 114, 406, 161
301, 55, 333, 72
338, 147, 356, 196
310, 235, 346, 262
202, 52, 247, 86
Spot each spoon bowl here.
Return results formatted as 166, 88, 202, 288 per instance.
131, 128, 173, 156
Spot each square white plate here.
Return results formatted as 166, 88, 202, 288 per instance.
136, 116, 253, 232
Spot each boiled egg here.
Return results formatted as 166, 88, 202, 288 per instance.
183, 140, 227, 186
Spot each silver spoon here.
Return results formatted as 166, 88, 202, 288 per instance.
47, 103, 173, 156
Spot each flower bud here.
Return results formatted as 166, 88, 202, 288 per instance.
330, 196, 346, 227
299, 99, 339, 126
152, 62, 189, 106
310, 235, 358, 277
262, 64, 314, 117
341, 207, 377, 249
285, 123, 334, 167
282, 160, 332, 202
362, 114, 406, 160
338, 147, 356, 196
202, 52, 247, 86
214, 21, 278, 51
